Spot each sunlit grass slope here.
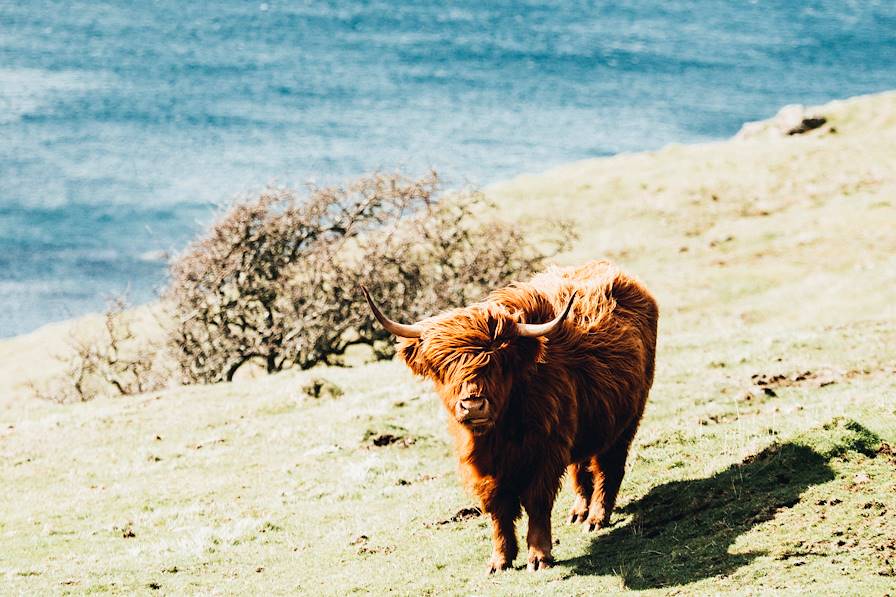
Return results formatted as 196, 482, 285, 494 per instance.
2, 91, 895, 595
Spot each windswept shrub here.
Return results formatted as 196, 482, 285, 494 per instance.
167, 172, 575, 384
29, 298, 170, 403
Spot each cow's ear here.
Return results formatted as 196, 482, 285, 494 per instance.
397, 338, 430, 377
512, 336, 546, 369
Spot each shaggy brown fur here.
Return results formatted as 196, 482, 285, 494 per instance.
393, 260, 658, 572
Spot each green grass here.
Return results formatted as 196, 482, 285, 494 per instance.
2, 91, 896, 595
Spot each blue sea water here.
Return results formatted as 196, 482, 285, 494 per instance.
1, 1, 895, 337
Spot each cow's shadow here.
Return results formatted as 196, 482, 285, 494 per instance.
563, 440, 837, 589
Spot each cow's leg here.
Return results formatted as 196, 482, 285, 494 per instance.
521, 496, 555, 571
522, 467, 564, 571
483, 494, 520, 573
567, 460, 593, 524
587, 424, 638, 531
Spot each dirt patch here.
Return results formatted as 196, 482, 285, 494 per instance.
876, 442, 896, 465
815, 498, 842, 506
750, 369, 837, 390
358, 545, 395, 555
363, 425, 417, 448
847, 471, 873, 492
368, 433, 415, 448
741, 442, 782, 465
351, 534, 394, 556
396, 473, 439, 486
744, 366, 884, 400
876, 539, 896, 576
302, 377, 343, 399
699, 412, 738, 426
427, 506, 482, 527
192, 437, 226, 450
738, 368, 860, 403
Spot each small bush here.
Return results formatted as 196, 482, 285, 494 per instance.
167, 172, 575, 384
29, 299, 170, 403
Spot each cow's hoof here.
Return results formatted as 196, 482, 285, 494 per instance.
585, 511, 610, 532
568, 506, 588, 524
527, 555, 554, 571
487, 556, 512, 574
568, 497, 589, 524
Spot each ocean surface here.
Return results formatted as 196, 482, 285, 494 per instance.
1, 1, 895, 337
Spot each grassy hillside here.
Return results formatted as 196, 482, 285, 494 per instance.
2, 91, 895, 595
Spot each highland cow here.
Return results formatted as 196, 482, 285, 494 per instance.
362, 260, 658, 572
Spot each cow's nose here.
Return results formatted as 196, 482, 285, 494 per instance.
458, 397, 487, 418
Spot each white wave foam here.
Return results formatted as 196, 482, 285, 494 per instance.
0, 67, 111, 124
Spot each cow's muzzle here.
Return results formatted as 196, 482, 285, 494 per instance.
455, 396, 493, 433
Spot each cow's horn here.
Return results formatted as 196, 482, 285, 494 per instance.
516, 292, 577, 338
361, 285, 424, 338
